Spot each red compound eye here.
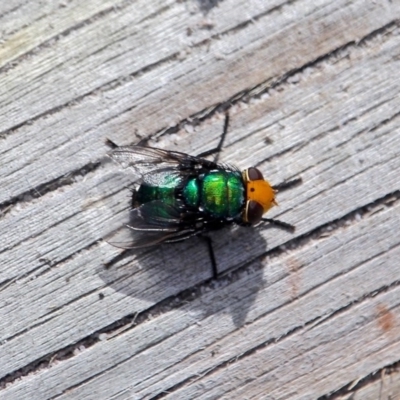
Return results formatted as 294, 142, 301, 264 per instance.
247, 167, 264, 181
245, 200, 264, 224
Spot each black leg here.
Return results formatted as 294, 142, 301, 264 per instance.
272, 177, 303, 192
105, 138, 119, 149
196, 112, 230, 163
199, 235, 218, 279
265, 178, 300, 233
261, 218, 296, 233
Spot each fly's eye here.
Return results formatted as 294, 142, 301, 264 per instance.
247, 167, 264, 181
246, 200, 264, 224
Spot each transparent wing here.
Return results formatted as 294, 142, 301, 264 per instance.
110, 145, 237, 180
106, 200, 202, 248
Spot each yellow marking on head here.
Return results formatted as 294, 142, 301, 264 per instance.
247, 179, 277, 213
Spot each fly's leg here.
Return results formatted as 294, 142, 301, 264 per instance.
199, 235, 218, 279
266, 177, 302, 233
272, 177, 303, 192
261, 218, 296, 233
196, 112, 230, 163
105, 138, 119, 149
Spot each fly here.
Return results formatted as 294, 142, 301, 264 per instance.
107, 114, 299, 278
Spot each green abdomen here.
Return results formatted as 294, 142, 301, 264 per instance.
183, 171, 244, 218
134, 174, 181, 207
136, 170, 245, 220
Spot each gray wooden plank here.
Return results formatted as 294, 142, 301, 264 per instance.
0, 0, 120, 68
3, 180, 399, 399
1, 0, 400, 399
335, 369, 400, 400
1, 0, 397, 203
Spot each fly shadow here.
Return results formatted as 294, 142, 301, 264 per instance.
98, 225, 277, 328
97, 112, 301, 327
195, 0, 224, 14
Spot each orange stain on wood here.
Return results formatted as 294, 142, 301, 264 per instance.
376, 303, 395, 335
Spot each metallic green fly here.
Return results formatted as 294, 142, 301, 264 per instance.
107, 114, 297, 277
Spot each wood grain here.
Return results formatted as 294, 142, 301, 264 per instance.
1, 0, 399, 399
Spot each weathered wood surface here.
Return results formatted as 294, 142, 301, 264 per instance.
1, 0, 400, 399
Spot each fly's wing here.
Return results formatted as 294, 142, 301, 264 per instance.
106, 200, 201, 248
109, 145, 235, 181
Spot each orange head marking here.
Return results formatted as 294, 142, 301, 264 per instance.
243, 167, 277, 224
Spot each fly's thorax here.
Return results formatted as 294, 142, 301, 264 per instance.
182, 170, 245, 219
242, 167, 277, 225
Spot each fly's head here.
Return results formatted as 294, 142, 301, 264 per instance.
242, 167, 277, 225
